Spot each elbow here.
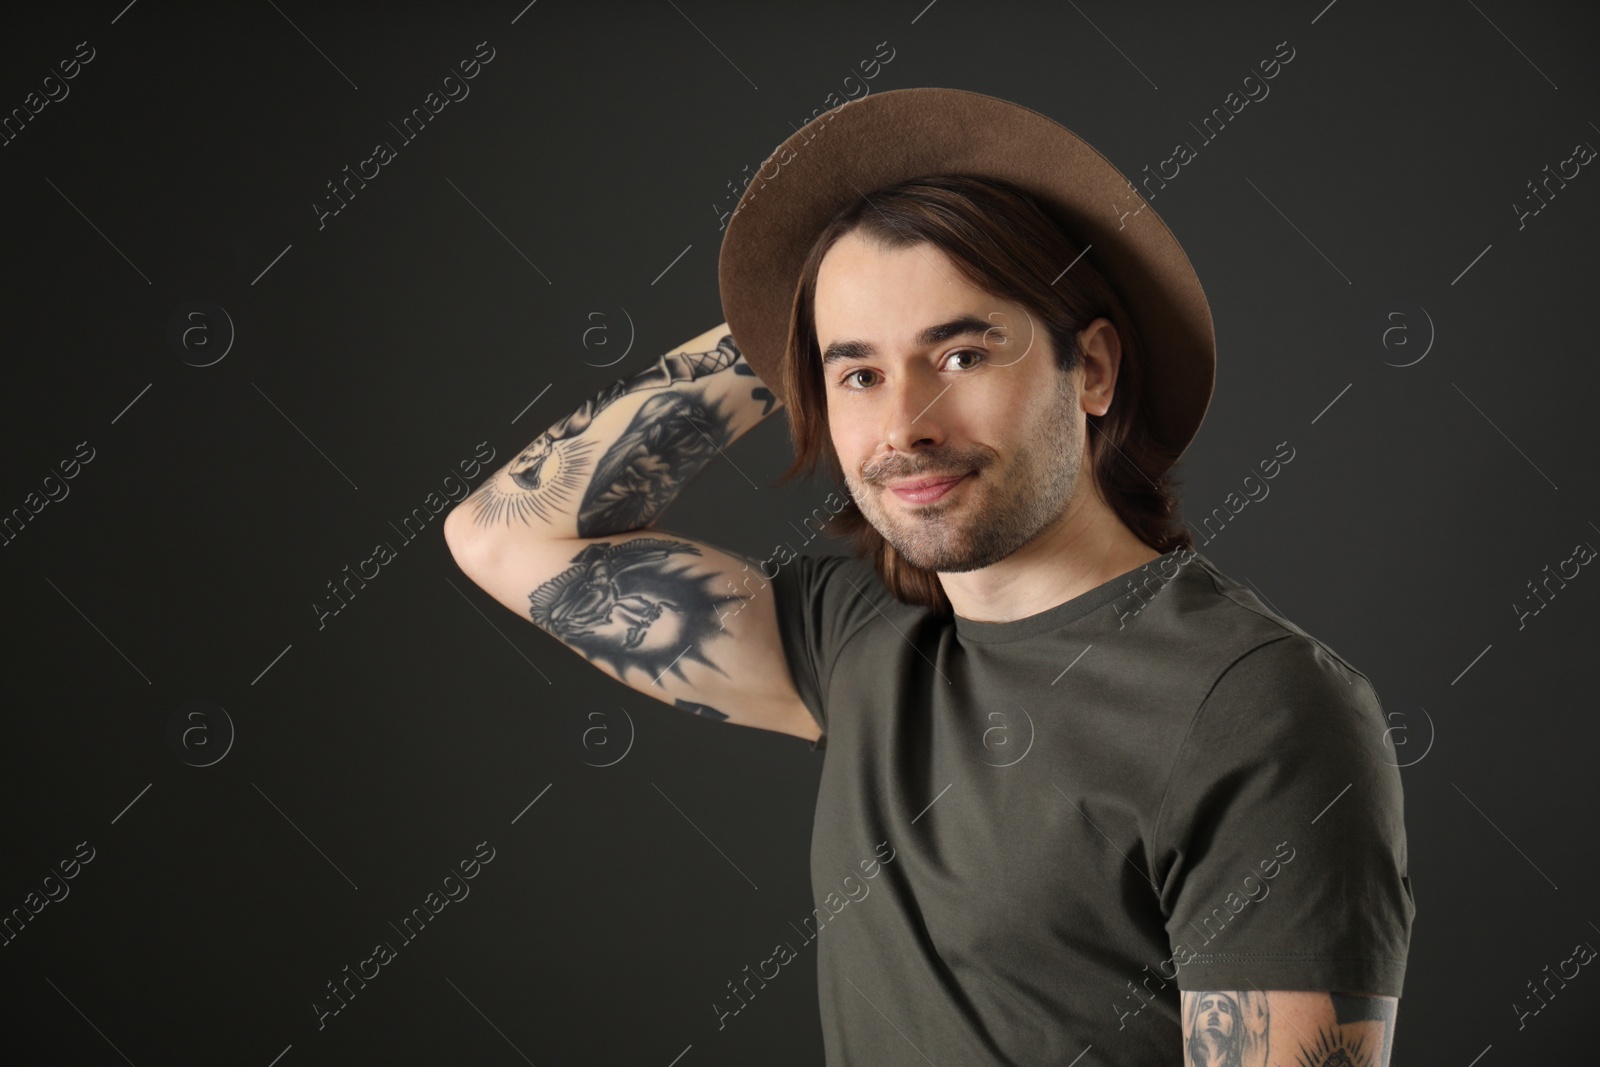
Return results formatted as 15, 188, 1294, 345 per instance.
443, 503, 492, 576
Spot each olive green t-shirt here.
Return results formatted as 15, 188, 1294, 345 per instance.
769, 546, 1415, 1066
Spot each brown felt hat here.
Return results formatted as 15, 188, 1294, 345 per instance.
717, 85, 1216, 476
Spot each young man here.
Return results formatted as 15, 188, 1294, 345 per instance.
445, 88, 1415, 1066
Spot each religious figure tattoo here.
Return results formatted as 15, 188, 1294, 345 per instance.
1182, 990, 1394, 1067
1185, 990, 1270, 1067
526, 537, 748, 687
466, 334, 745, 529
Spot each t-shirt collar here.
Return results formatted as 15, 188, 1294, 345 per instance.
952, 548, 1193, 643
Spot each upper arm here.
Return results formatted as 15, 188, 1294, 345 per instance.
1155, 637, 1415, 1006
1180, 989, 1398, 1067
443, 510, 819, 743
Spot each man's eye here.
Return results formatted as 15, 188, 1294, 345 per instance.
839, 350, 985, 390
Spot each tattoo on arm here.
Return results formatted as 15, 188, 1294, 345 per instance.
526, 537, 748, 688
1182, 989, 1397, 1067
732, 359, 778, 415
467, 334, 745, 529
1332, 991, 1396, 1067
1184, 990, 1271, 1067
574, 386, 736, 537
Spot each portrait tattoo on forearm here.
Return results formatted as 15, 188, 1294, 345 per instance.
1183, 990, 1394, 1067
527, 537, 748, 687
466, 334, 745, 529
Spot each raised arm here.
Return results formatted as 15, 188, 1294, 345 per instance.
443, 324, 821, 742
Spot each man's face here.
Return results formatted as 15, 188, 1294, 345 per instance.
813, 230, 1091, 574
1196, 992, 1238, 1039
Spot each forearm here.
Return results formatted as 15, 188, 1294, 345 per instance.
453, 323, 781, 541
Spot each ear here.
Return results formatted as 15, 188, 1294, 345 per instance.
1076, 317, 1122, 417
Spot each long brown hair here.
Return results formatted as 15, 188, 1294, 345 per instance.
776, 174, 1193, 615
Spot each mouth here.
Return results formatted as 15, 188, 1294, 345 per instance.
888, 471, 971, 504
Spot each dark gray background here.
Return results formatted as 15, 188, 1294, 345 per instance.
2, 0, 1595, 1063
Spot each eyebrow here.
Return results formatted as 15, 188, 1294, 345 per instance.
820, 314, 1000, 367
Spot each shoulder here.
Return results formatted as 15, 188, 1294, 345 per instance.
768, 550, 931, 661
1206, 630, 1380, 718
1155, 620, 1405, 845
1175, 550, 1376, 689
1185, 631, 1393, 788
1128, 550, 1381, 712
1105, 551, 1366, 723
774, 550, 926, 621
1150, 560, 1404, 834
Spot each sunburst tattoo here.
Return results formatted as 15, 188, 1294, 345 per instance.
527, 538, 749, 686
468, 334, 744, 530
1292, 1025, 1373, 1067
467, 435, 596, 527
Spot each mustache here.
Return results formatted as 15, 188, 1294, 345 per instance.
860, 453, 988, 484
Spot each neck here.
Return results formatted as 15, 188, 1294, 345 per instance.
938, 488, 1161, 624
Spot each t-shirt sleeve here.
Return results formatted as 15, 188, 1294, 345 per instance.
1151, 633, 1416, 996
767, 552, 887, 752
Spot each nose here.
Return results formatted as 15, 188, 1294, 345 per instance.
881, 369, 950, 455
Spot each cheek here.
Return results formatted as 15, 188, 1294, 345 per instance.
962, 379, 1029, 432
829, 425, 866, 470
